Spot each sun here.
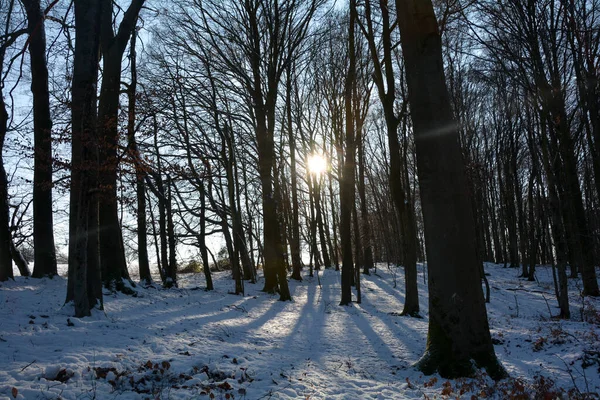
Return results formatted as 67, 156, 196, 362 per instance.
307, 153, 327, 176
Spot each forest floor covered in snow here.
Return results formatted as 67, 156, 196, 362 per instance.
1, 262, 599, 399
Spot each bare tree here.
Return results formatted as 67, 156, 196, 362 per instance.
395, 0, 506, 379
66, 0, 103, 317
20, 0, 58, 278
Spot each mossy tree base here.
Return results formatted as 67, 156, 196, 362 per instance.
415, 348, 508, 381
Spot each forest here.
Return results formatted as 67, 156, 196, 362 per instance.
1, 0, 600, 398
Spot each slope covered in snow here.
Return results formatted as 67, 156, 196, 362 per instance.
0, 263, 599, 399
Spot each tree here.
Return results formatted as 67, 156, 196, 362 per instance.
189, 0, 323, 300
20, 0, 58, 278
97, 0, 145, 289
66, 0, 103, 317
340, 0, 358, 306
359, 0, 419, 316
395, 0, 506, 379
125, 24, 152, 286
0, 0, 19, 282
285, 64, 303, 281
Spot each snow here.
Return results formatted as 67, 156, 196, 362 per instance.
1, 263, 599, 399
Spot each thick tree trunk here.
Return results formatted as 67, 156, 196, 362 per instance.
97, 53, 130, 287
97, 0, 144, 290
66, 0, 103, 317
396, 0, 506, 379
21, 0, 58, 278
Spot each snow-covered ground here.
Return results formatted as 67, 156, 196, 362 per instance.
0, 263, 599, 399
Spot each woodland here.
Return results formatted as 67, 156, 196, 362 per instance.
1, 0, 600, 398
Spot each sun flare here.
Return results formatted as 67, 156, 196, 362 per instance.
307, 154, 327, 175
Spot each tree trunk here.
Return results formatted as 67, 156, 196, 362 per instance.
198, 183, 213, 290
357, 121, 374, 274
362, 0, 418, 313
165, 176, 177, 286
340, 0, 357, 306
286, 69, 303, 280
97, 0, 144, 289
66, 0, 103, 317
0, 97, 13, 281
21, 0, 58, 278
540, 121, 570, 318
125, 27, 151, 285
396, 0, 506, 379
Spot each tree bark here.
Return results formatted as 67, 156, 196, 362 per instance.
0, 93, 13, 282
21, 0, 58, 278
126, 25, 151, 285
286, 68, 303, 281
340, 0, 357, 306
396, 0, 506, 379
66, 0, 103, 317
97, 0, 145, 289
361, 0, 418, 314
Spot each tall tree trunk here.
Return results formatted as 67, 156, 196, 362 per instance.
362, 0, 418, 313
97, 0, 144, 289
340, 0, 357, 306
21, 0, 57, 278
66, 0, 103, 317
0, 4, 15, 281
232, 144, 254, 282
308, 176, 321, 271
357, 121, 374, 274
224, 134, 244, 295
396, 0, 506, 379
125, 26, 151, 285
352, 202, 362, 303
315, 177, 331, 268
0, 90, 13, 282
540, 120, 570, 318
286, 69, 302, 280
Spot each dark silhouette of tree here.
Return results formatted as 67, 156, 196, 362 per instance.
20, 0, 58, 279
96, 0, 145, 290
395, 0, 506, 379
340, 0, 358, 306
0, 0, 21, 282
66, 0, 103, 317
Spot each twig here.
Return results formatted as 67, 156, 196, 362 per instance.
20, 359, 36, 372
556, 355, 587, 395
